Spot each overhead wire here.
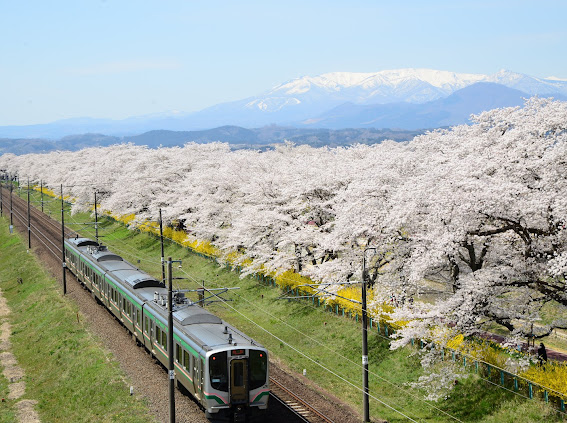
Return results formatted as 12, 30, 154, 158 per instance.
8, 205, 61, 259
13, 187, 529, 421
178, 269, 430, 422
226, 286, 464, 420
6, 185, 563, 418
175, 265, 424, 423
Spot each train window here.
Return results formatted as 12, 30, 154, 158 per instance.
162, 329, 167, 350
144, 316, 148, 333
156, 327, 161, 345
249, 350, 267, 390
209, 351, 228, 392
136, 309, 141, 326
233, 361, 245, 387
176, 344, 181, 363
183, 350, 190, 369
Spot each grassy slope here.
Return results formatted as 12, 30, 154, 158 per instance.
9, 188, 565, 422
78, 211, 563, 422
0, 218, 155, 423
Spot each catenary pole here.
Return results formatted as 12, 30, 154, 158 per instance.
40, 180, 44, 212
1, 177, 3, 217
10, 179, 13, 227
27, 178, 31, 249
167, 256, 175, 423
61, 184, 67, 295
362, 248, 375, 423
160, 209, 166, 284
94, 191, 99, 244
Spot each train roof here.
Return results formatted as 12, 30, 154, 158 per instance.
65, 238, 165, 289
66, 236, 264, 352
137, 287, 260, 351
68, 237, 99, 248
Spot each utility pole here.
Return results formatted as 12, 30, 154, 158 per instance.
40, 180, 44, 213
167, 256, 176, 423
94, 191, 99, 244
27, 178, 31, 249
361, 248, 376, 423
10, 179, 13, 228
61, 184, 67, 295
160, 209, 166, 284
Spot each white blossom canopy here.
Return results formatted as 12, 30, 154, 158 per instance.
1, 98, 566, 340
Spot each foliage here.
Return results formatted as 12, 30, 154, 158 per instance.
521, 361, 567, 400
3, 98, 567, 406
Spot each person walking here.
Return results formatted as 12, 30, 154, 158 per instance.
537, 342, 548, 365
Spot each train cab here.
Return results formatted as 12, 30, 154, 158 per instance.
205, 346, 269, 423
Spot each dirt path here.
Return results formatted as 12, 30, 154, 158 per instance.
0, 289, 41, 423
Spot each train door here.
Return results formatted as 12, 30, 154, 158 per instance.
150, 320, 155, 353
192, 356, 202, 400
200, 358, 205, 397
118, 294, 122, 320
230, 359, 248, 404
105, 281, 110, 307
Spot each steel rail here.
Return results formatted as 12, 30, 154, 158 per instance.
270, 377, 335, 423
269, 391, 311, 423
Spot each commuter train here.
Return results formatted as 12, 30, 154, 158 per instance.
64, 236, 269, 423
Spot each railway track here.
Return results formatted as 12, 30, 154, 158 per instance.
2, 184, 349, 423
270, 377, 335, 423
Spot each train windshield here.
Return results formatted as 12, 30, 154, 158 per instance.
249, 349, 267, 390
209, 351, 228, 392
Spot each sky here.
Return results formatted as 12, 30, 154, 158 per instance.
1, 0, 566, 126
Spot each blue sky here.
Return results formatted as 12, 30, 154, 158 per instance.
1, 0, 566, 125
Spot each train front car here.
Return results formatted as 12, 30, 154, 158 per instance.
205, 342, 269, 423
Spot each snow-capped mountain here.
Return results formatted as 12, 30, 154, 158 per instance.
1, 68, 566, 139
486, 69, 567, 96
261, 69, 487, 107
243, 68, 567, 114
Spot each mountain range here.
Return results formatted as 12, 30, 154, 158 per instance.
0, 127, 425, 155
1, 68, 566, 140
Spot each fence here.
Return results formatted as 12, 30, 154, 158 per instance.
107, 215, 567, 414
256, 278, 567, 414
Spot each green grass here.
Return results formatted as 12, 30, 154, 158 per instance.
8, 186, 567, 422
0, 218, 155, 423
0, 333, 16, 423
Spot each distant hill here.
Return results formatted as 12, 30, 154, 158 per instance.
0, 126, 424, 155
124, 127, 259, 147
0, 134, 120, 156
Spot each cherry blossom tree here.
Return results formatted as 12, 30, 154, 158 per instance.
1, 97, 566, 344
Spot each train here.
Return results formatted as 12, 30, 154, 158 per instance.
64, 236, 269, 423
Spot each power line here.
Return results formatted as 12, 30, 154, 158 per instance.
181, 268, 422, 422
10, 185, 562, 417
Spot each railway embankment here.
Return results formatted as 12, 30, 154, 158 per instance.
0, 287, 40, 423
0, 219, 155, 422
3, 185, 566, 422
